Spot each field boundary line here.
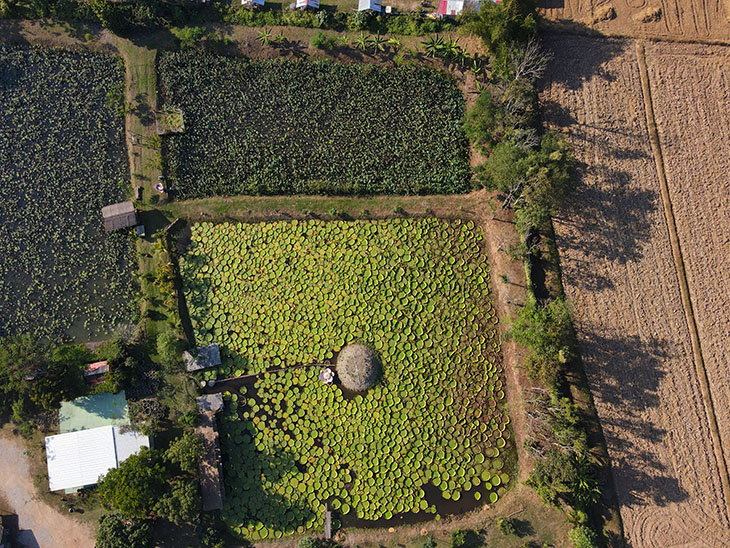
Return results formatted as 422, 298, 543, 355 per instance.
635, 39, 730, 516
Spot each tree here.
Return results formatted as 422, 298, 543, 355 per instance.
29, 344, 90, 410
466, 0, 537, 54
508, 296, 573, 386
165, 431, 204, 475
98, 448, 170, 518
568, 525, 599, 548
153, 479, 201, 524
96, 513, 152, 548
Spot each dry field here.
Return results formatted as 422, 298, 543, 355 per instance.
539, 0, 730, 42
542, 34, 730, 547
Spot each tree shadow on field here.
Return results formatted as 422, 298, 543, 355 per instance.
552, 165, 658, 292
578, 328, 689, 508
541, 33, 626, 92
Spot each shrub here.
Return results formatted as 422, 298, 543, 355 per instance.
157, 330, 182, 372
98, 448, 170, 518
152, 479, 201, 524
423, 535, 437, 548
96, 513, 152, 548
165, 432, 204, 475
568, 525, 599, 548
311, 31, 335, 50
497, 516, 517, 536
298, 537, 319, 548
451, 529, 467, 548
508, 296, 573, 386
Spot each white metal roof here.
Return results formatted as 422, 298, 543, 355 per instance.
358, 0, 381, 10
45, 426, 149, 492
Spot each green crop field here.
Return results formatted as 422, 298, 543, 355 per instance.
158, 52, 470, 199
180, 219, 512, 539
0, 45, 136, 339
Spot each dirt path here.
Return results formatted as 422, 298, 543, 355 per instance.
542, 34, 730, 548
0, 435, 95, 548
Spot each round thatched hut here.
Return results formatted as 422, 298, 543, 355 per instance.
336, 344, 381, 392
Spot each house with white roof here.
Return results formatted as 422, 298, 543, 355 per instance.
45, 425, 150, 492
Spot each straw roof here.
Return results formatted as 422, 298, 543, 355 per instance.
336, 344, 380, 392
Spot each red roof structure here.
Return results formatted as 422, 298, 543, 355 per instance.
83, 361, 109, 384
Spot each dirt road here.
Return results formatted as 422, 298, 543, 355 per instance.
0, 435, 95, 548
542, 34, 730, 547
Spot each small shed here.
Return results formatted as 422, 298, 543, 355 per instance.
83, 361, 109, 384
184, 344, 222, 372
358, 0, 381, 11
102, 201, 138, 232
296, 0, 319, 8
241, 0, 264, 6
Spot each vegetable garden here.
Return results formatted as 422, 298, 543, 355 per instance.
0, 45, 136, 339
158, 52, 471, 198
180, 218, 513, 539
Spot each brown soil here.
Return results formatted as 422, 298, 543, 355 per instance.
644, 40, 730, 491
539, 0, 730, 43
542, 33, 730, 547
0, 433, 95, 548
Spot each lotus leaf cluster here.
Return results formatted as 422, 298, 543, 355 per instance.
0, 45, 136, 339
181, 218, 513, 539
158, 52, 471, 198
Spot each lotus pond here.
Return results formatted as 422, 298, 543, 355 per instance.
158, 52, 470, 198
0, 45, 136, 339
180, 219, 512, 539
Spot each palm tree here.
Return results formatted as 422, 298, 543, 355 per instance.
353, 32, 369, 51
387, 36, 401, 49
370, 33, 387, 53
257, 27, 273, 46
422, 35, 444, 58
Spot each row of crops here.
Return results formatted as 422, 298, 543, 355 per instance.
158, 52, 471, 199
0, 45, 136, 339
180, 218, 513, 539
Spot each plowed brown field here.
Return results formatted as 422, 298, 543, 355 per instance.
539, 0, 730, 42
542, 34, 730, 547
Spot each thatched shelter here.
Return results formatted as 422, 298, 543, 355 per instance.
336, 344, 380, 392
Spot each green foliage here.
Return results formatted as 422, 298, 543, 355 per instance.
176, 26, 209, 49
98, 448, 170, 518
158, 52, 470, 197
181, 219, 511, 537
497, 516, 517, 535
347, 10, 370, 31
298, 537, 320, 548
29, 344, 91, 410
479, 132, 575, 233
156, 330, 182, 373
451, 529, 467, 548
165, 431, 204, 475
467, 0, 537, 54
568, 525, 599, 548
526, 449, 600, 511
90, 0, 131, 35
0, 45, 136, 339
311, 30, 336, 50
96, 513, 152, 548
423, 535, 437, 548
153, 479, 202, 525
508, 296, 573, 386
